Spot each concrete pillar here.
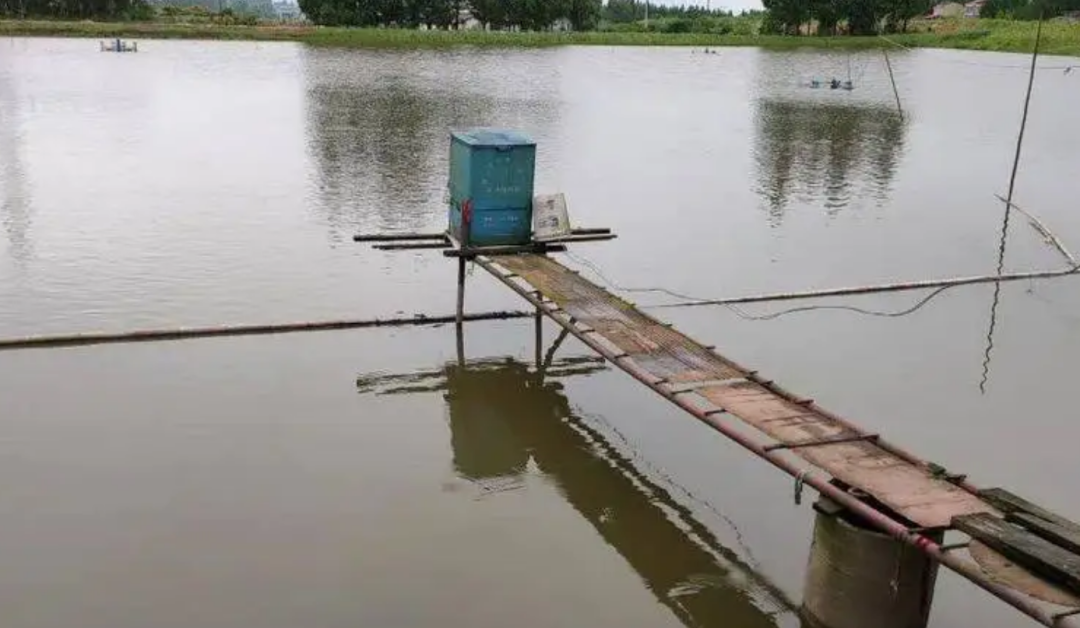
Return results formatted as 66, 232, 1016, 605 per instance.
802, 495, 942, 628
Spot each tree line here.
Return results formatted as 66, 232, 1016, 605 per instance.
602, 0, 735, 22
979, 0, 1080, 18
0, 0, 153, 19
762, 0, 1080, 35
295, 0, 605, 29
761, 0, 931, 35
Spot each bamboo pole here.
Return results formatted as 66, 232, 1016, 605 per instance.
648, 265, 1080, 309
0, 310, 531, 351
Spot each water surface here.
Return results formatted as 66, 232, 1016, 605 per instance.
2, 37, 1080, 628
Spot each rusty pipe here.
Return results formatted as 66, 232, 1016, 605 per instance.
476, 255, 1078, 628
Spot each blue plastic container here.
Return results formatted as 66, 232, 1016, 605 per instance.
447, 128, 537, 247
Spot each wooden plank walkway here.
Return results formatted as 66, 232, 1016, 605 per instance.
486, 253, 994, 529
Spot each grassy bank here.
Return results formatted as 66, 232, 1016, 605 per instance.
2, 17, 1078, 56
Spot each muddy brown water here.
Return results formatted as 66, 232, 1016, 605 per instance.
2, 37, 1079, 628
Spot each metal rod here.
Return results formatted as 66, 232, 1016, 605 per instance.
374, 242, 452, 251
0, 310, 533, 351
455, 321, 465, 367
535, 306, 543, 371
541, 327, 571, 375
542, 234, 619, 245
995, 194, 1077, 267
648, 265, 1080, 309
939, 541, 972, 552
883, 47, 903, 119
475, 255, 1079, 628
763, 433, 879, 452
456, 258, 467, 325
444, 243, 567, 258
353, 232, 448, 242
1001, 14, 1044, 277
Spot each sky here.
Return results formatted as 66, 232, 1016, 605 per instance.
649, 0, 764, 11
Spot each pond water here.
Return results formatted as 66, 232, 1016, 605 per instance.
1, 37, 1079, 628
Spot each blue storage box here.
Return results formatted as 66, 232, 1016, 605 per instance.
447, 128, 537, 247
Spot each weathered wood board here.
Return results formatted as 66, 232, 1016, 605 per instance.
491, 254, 997, 529
1010, 512, 1080, 556
980, 487, 1080, 530
970, 540, 1080, 606
954, 513, 1080, 595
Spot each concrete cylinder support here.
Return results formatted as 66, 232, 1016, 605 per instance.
802, 496, 942, 628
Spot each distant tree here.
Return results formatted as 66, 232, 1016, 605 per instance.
810, 0, 842, 35
466, 0, 506, 27
761, 0, 809, 34
881, 0, 929, 32
566, 0, 600, 30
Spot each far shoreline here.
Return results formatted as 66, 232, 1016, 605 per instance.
3, 18, 1077, 57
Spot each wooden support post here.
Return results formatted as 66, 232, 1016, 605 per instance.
534, 307, 543, 371
456, 257, 466, 325
803, 495, 942, 628
455, 320, 465, 367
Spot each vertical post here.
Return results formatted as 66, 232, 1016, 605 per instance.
644, 0, 649, 30
882, 48, 903, 120
456, 257, 466, 325
534, 307, 543, 371
455, 319, 465, 367
802, 495, 941, 628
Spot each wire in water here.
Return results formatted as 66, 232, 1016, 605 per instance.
563, 250, 957, 321
877, 34, 1076, 73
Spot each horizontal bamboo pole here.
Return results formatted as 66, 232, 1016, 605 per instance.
0, 310, 530, 351
649, 266, 1080, 309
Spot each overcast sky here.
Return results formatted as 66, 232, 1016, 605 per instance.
649, 0, 764, 11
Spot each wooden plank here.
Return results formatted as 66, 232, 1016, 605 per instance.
1010, 512, 1080, 556
697, 381, 993, 528
490, 254, 999, 530
954, 513, 1080, 595
970, 540, 1080, 607
980, 488, 1080, 533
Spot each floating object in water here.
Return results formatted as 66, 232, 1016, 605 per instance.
805, 78, 853, 90
100, 38, 138, 53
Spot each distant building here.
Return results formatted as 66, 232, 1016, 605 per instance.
928, 2, 964, 18
964, 0, 987, 18
272, 0, 300, 19
457, 7, 482, 29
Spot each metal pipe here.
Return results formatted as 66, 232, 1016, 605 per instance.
456, 258, 467, 324
475, 256, 1078, 628
353, 232, 447, 242
374, 242, 452, 251
995, 194, 1077, 267
883, 47, 904, 119
0, 310, 531, 351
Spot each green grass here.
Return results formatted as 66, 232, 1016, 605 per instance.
2, 17, 1078, 56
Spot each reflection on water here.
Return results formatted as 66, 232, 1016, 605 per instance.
301, 49, 559, 241
0, 66, 31, 265
752, 99, 906, 225
357, 353, 796, 628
